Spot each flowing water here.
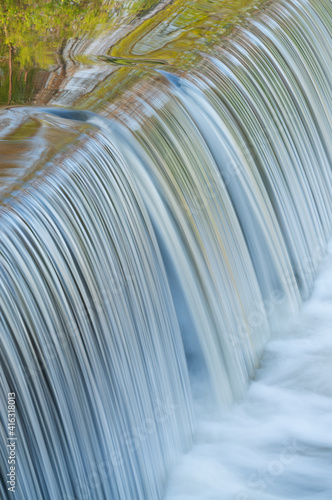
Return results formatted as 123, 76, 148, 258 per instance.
166, 241, 332, 500
0, 0, 331, 499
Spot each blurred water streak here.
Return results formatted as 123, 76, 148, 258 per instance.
0, 0, 332, 499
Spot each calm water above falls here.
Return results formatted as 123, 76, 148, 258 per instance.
0, 0, 332, 499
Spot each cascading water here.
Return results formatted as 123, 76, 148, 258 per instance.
0, 0, 331, 499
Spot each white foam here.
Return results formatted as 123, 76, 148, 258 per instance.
166, 243, 332, 500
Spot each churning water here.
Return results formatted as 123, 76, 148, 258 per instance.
166, 240, 332, 500
0, 0, 331, 499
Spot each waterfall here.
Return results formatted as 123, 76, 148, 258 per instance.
0, 0, 331, 499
